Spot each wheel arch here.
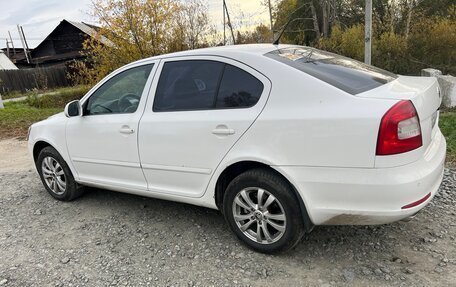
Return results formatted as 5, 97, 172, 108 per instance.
33, 140, 53, 163
214, 160, 314, 232
32, 140, 77, 179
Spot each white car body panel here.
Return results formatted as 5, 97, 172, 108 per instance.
275, 129, 446, 225
28, 112, 76, 175
138, 55, 272, 198
28, 44, 446, 225
66, 61, 159, 190
357, 75, 442, 168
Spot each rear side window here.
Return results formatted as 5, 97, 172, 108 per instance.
153, 60, 224, 111
153, 60, 264, 112
266, 47, 397, 95
216, 65, 264, 108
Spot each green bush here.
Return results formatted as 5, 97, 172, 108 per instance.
26, 85, 90, 109
408, 17, 456, 75
317, 17, 455, 75
318, 24, 364, 62
373, 32, 411, 75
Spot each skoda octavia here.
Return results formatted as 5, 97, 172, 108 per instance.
28, 44, 446, 253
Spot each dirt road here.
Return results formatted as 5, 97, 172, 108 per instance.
0, 139, 455, 286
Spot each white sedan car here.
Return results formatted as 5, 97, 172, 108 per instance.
28, 44, 446, 253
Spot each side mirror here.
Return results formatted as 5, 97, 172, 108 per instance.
64, 100, 82, 118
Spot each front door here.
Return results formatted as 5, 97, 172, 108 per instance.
138, 56, 271, 197
66, 63, 156, 190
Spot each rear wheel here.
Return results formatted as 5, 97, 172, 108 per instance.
223, 168, 305, 253
37, 146, 84, 201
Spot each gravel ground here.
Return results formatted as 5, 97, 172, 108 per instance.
0, 140, 455, 286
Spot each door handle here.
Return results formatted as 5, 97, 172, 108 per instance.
212, 127, 235, 136
119, 126, 135, 134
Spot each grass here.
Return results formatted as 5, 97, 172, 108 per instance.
439, 111, 456, 165
0, 101, 61, 139
0, 85, 89, 139
1, 86, 85, 100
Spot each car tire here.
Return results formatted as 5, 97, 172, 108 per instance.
36, 146, 84, 201
223, 168, 305, 253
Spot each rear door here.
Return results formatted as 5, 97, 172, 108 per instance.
138, 56, 271, 197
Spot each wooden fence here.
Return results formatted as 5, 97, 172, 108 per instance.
0, 66, 71, 94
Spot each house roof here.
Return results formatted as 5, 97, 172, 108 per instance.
32, 19, 113, 55
65, 20, 113, 47
0, 51, 18, 70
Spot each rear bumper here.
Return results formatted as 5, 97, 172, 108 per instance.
274, 130, 446, 225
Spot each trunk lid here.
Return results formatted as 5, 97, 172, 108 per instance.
357, 76, 441, 162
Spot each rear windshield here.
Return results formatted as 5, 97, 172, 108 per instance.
265, 47, 397, 95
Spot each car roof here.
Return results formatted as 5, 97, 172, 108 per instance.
134, 44, 299, 64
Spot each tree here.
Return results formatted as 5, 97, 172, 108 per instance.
404, 0, 425, 38
236, 24, 273, 44
174, 0, 212, 50
75, 0, 211, 84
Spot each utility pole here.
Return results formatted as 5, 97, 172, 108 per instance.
364, 0, 372, 65
6, 39, 10, 58
223, 0, 226, 45
268, 0, 274, 41
21, 26, 31, 62
223, 0, 236, 45
8, 31, 15, 56
17, 25, 30, 64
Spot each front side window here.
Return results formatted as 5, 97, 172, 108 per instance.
153, 60, 264, 112
85, 64, 153, 115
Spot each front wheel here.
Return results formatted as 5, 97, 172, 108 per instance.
223, 168, 305, 253
37, 146, 84, 201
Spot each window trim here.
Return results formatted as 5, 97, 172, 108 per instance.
152, 58, 265, 113
79, 62, 157, 117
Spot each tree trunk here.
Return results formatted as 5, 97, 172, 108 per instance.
310, 1, 320, 40
322, 1, 329, 38
405, 0, 423, 39
268, 0, 274, 41
405, 5, 413, 39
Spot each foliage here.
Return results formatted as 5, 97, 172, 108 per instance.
315, 15, 455, 75
440, 112, 456, 164
317, 24, 364, 61
408, 16, 456, 74
174, 0, 213, 50
67, 60, 98, 86
70, 0, 212, 85
269, 0, 455, 75
373, 32, 410, 75
236, 24, 273, 44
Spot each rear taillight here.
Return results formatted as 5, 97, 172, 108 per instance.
376, 100, 422, 155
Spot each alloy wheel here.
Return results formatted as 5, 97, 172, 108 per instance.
232, 187, 287, 244
41, 156, 66, 195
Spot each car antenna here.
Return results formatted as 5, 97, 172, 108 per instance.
273, 2, 311, 45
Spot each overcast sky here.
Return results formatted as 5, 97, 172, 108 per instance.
0, 0, 270, 49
